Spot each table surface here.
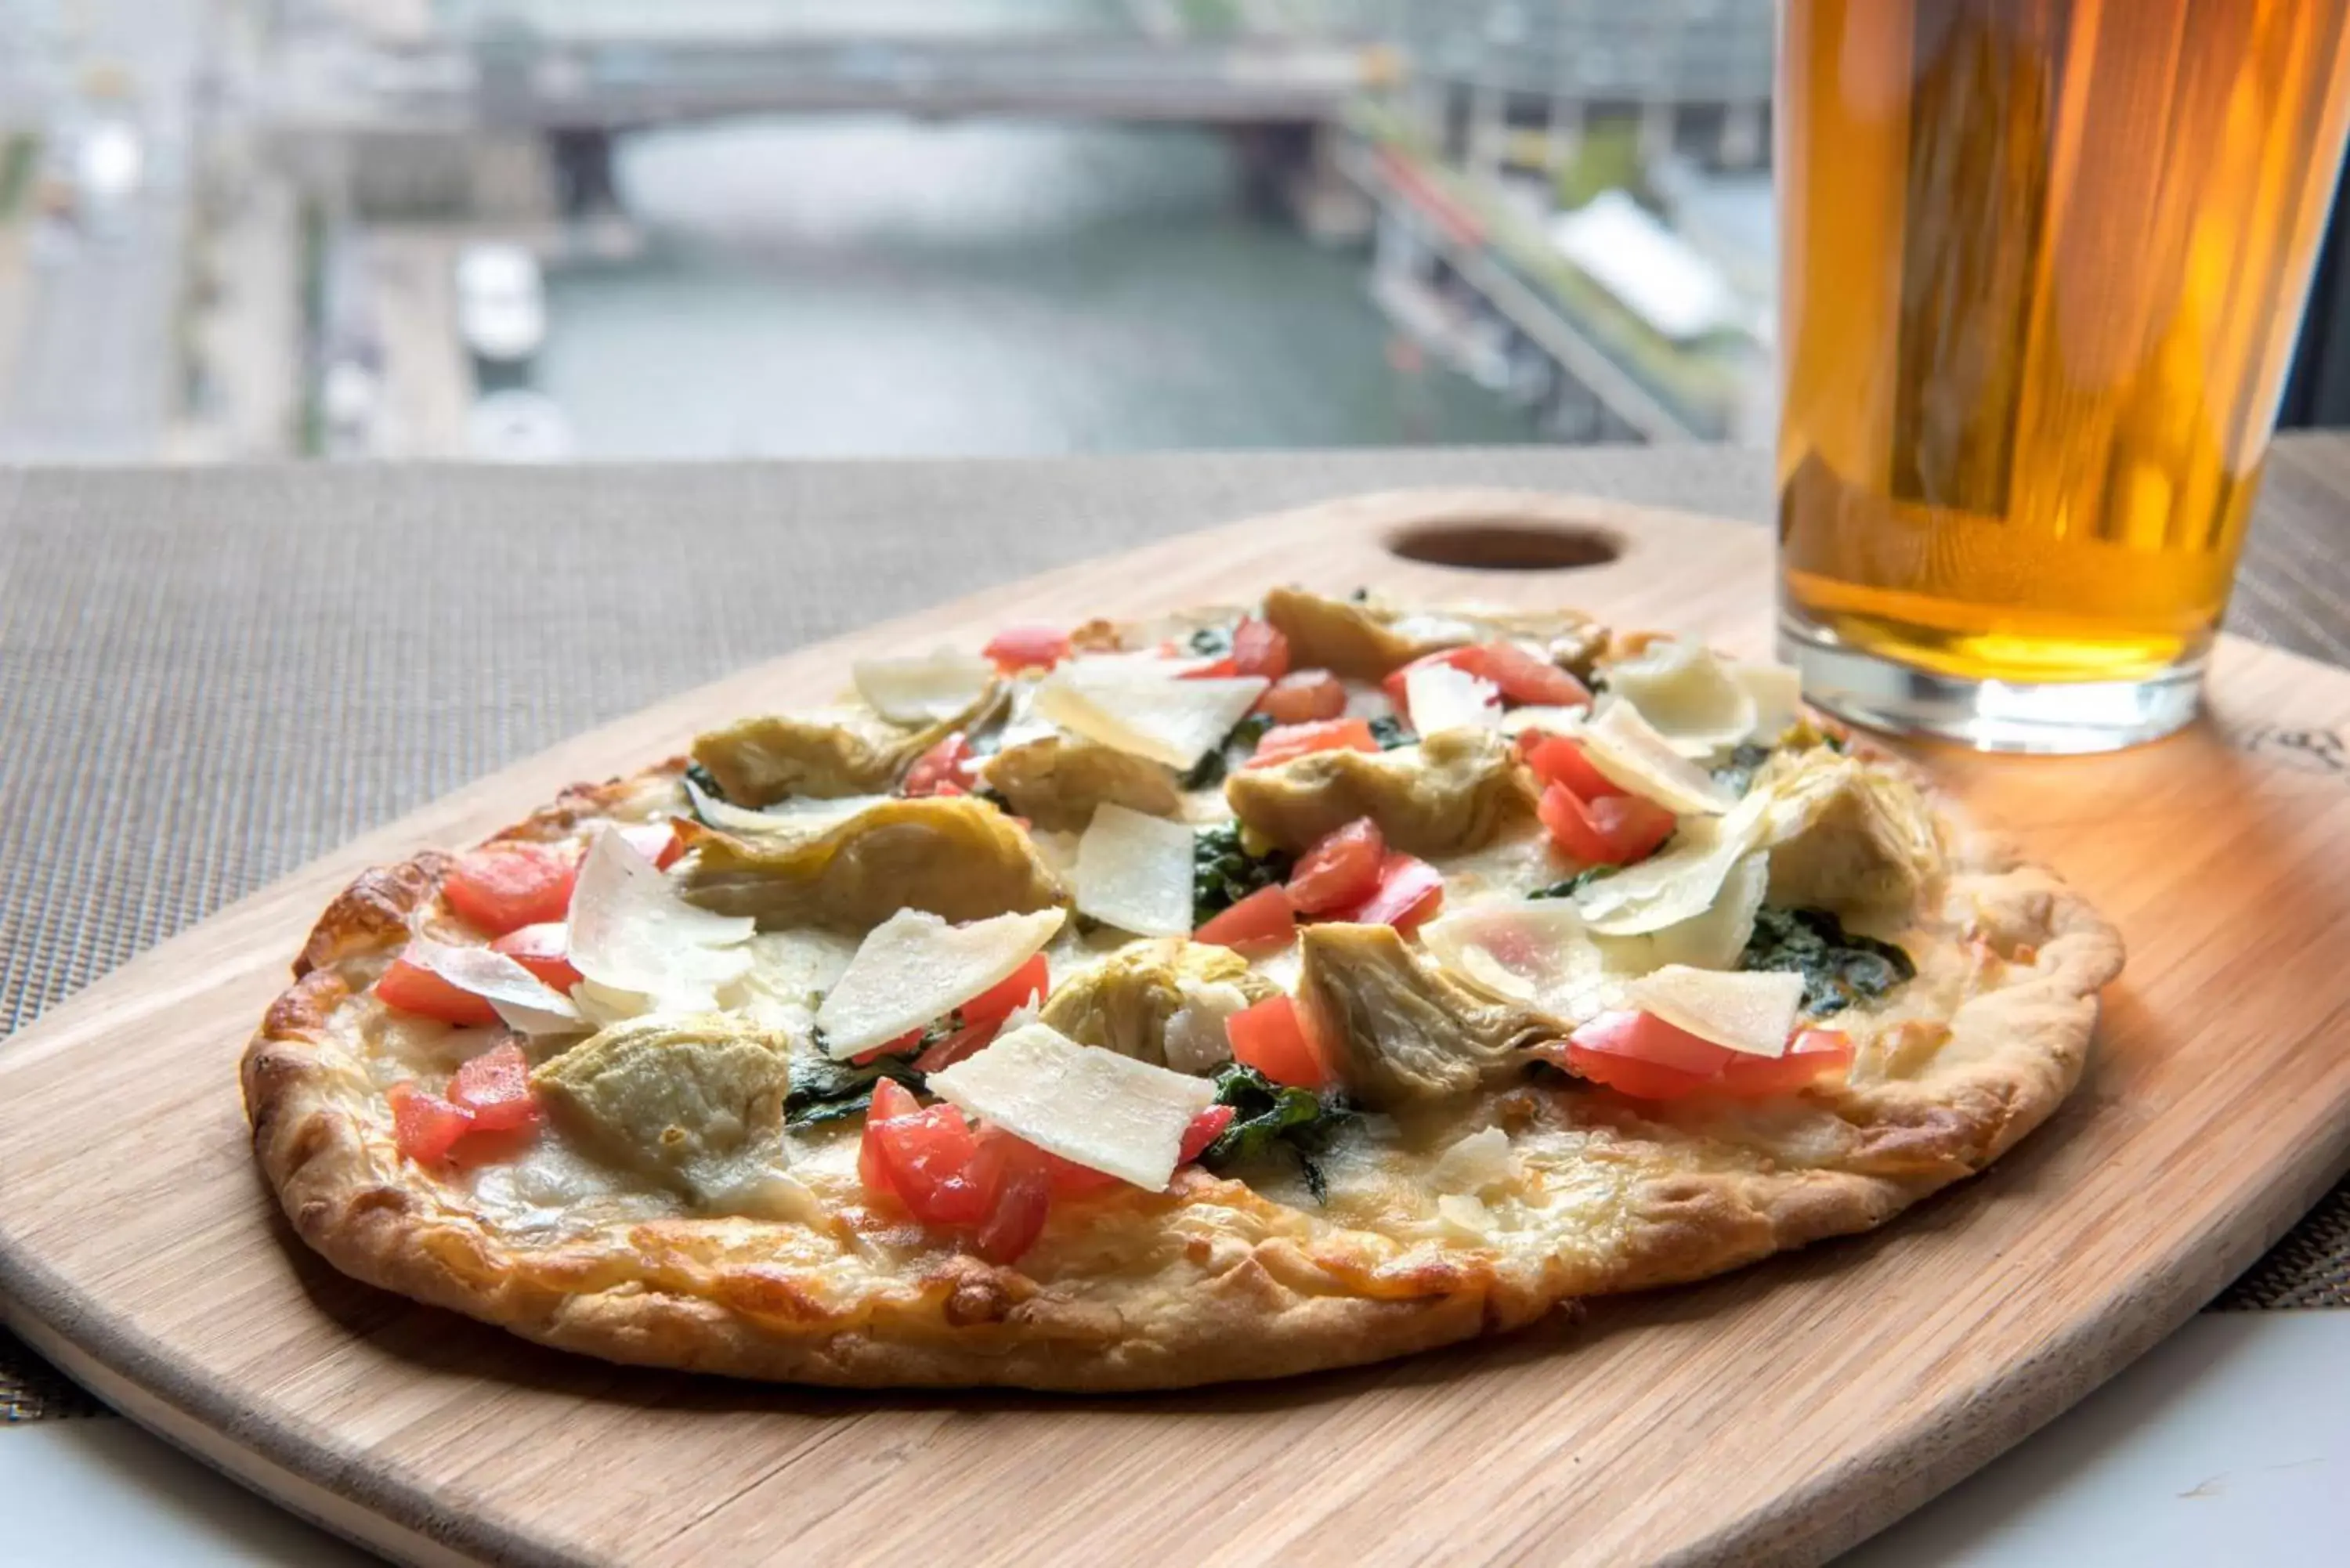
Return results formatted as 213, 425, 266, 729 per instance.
2, 439, 2348, 1559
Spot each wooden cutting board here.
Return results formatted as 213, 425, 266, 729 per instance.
6, 489, 2350, 1568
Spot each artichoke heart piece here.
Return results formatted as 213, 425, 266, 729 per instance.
676, 796, 1064, 932
1039, 938, 1278, 1069
1759, 752, 1947, 913
979, 732, 1181, 832
691, 683, 1001, 807
1224, 727, 1532, 857
531, 1015, 790, 1194
1296, 924, 1559, 1109
1261, 587, 1470, 679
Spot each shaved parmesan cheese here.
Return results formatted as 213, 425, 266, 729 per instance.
1430, 1126, 1517, 1195
1388, 612, 1480, 645
815, 907, 1065, 1058
1073, 803, 1196, 937
1625, 966, 1805, 1057
403, 936, 585, 1036
1597, 851, 1770, 973
1499, 704, 1591, 738
1404, 663, 1502, 735
1734, 661, 1805, 746
726, 928, 862, 1033
851, 648, 996, 725
566, 829, 756, 1010
1163, 979, 1249, 1074
684, 776, 891, 839
569, 977, 654, 1028
1419, 899, 1618, 1022
927, 1021, 1215, 1190
1066, 649, 1224, 678
1579, 699, 1735, 815
1604, 640, 1758, 758
1434, 1193, 1495, 1241
1034, 664, 1268, 769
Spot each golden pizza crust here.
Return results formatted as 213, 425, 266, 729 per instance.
244, 745, 2120, 1391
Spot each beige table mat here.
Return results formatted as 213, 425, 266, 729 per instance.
5, 443, 2346, 1421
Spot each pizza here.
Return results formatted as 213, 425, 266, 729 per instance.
244, 587, 2123, 1390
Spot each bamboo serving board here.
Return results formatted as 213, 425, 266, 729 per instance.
6, 490, 2350, 1568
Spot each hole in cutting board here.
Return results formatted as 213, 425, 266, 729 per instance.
1384, 520, 1622, 572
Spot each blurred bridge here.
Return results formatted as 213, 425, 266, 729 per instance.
311, 34, 1390, 133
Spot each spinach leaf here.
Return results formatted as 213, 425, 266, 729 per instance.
1529, 865, 1618, 901
1187, 624, 1235, 657
1710, 740, 1774, 797
682, 760, 728, 803
784, 1048, 925, 1129
1191, 821, 1294, 924
1738, 905, 1916, 1016
1368, 713, 1415, 750
1179, 713, 1274, 790
1198, 1063, 1356, 1203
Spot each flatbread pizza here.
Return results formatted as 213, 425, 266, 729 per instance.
244, 589, 2122, 1389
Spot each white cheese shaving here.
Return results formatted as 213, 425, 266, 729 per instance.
1404, 663, 1502, 735
402, 936, 586, 1036
724, 928, 863, 1033
1734, 661, 1806, 746
1624, 965, 1806, 1057
683, 776, 890, 838
1434, 1193, 1495, 1241
1072, 803, 1197, 937
1578, 699, 1736, 815
565, 829, 756, 1010
1603, 640, 1759, 758
851, 647, 997, 725
927, 1021, 1216, 1190
1596, 851, 1770, 972
1499, 703, 1592, 738
815, 907, 1064, 1058
1419, 899, 1618, 1022
1162, 979, 1249, 1074
1429, 1125, 1517, 1196
1032, 663, 1268, 769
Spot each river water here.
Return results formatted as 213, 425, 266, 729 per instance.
535, 115, 1541, 458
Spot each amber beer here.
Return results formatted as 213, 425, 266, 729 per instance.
1777, 0, 2350, 750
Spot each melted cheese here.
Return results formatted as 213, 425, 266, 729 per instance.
1404, 663, 1502, 735
927, 1021, 1215, 1189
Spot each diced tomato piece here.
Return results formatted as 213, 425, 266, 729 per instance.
859, 1078, 921, 1197
868, 1104, 991, 1227
1194, 884, 1297, 956
1177, 656, 1241, 680
448, 1041, 542, 1133
1227, 995, 1329, 1089
1336, 852, 1444, 932
618, 821, 683, 869
1538, 782, 1676, 867
442, 842, 578, 938
1285, 817, 1386, 915
902, 732, 975, 798
1043, 1151, 1124, 1198
1717, 1029, 1856, 1098
1562, 1010, 1740, 1100
982, 626, 1072, 674
1178, 1104, 1237, 1164
1473, 640, 1593, 708
489, 922, 582, 992
1246, 717, 1379, 769
376, 956, 501, 1027
1563, 1046, 1717, 1101
963, 952, 1050, 1028
967, 1129, 1055, 1264
1384, 644, 1592, 718
1258, 669, 1347, 724
389, 1083, 476, 1163
1230, 616, 1291, 681
1521, 735, 1624, 801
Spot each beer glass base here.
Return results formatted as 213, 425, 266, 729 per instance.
1777, 616, 2203, 754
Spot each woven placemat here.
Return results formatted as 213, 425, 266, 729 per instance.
2, 443, 2344, 1422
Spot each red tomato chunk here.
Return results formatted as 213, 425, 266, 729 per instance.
375, 956, 500, 1028
1286, 817, 1385, 916
1538, 782, 1675, 869
442, 842, 577, 938
1194, 884, 1297, 956
389, 1083, 476, 1164
982, 626, 1072, 674
1336, 851, 1444, 932
1226, 995, 1328, 1089
448, 1042, 543, 1133
1258, 669, 1347, 724
1247, 717, 1378, 769
490, 922, 582, 992
902, 732, 976, 798
1230, 616, 1291, 681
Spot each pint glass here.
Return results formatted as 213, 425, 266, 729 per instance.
1776, 0, 2350, 750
